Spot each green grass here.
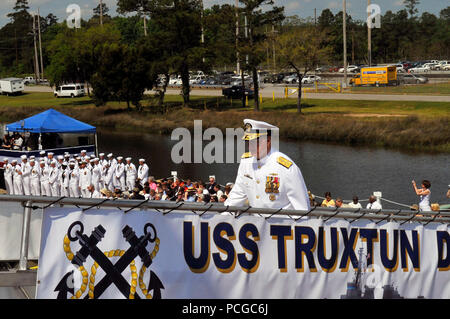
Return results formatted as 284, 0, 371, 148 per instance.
348, 81, 450, 95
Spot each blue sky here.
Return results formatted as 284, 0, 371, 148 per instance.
0, 0, 448, 28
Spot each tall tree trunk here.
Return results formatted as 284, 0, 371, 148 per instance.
252, 66, 259, 111
180, 62, 190, 107
297, 71, 302, 113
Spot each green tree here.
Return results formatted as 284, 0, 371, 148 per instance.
276, 25, 331, 113
403, 0, 420, 18
238, 0, 284, 111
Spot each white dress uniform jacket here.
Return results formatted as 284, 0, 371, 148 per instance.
21, 161, 31, 196
69, 167, 80, 198
40, 165, 51, 196
4, 163, 13, 194
224, 149, 310, 211
137, 164, 149, 187
79, 167, 92, 198
30, 165, 41, 196
13, 164, 23, 195
91, 164, 101, 191
48, 166, 60, 197
115, 162, 126, 190
126, 163, 137, 191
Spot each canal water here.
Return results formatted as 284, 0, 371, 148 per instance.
97, 128, 449, 210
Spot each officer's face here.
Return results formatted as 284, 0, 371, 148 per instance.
248, 136, 271, 160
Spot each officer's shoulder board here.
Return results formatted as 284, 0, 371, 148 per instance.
241, 152, 253, 159
277, 156, 293, 169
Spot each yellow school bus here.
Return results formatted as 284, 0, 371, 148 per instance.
350, 66, 398, 87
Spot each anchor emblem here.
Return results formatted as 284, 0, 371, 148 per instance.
58, 221, 164, 299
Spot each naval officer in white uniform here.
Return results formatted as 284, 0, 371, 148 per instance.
224, 119, 310, 211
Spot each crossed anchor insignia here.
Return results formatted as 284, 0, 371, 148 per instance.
55, 221, 164, 299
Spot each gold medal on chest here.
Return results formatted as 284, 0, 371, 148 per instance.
269, 194, 276, 201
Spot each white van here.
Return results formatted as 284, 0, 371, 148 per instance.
54, 84, 85, 98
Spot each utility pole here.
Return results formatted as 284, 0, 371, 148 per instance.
314, 8, 317, 26
201, 0, 205, 63
367, 0, 372, 66
38, 8, 44, 80
272, 25, 276, 72
32, 14, 40, 82
235, 0, 240, 75
100, 0, 103, 26
343, 0, 347, 89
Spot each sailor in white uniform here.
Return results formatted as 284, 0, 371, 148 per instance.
125, 157, 137, 191
79, 161, 92, 198
68, 161, 80, 198
20, 155, 31, 196
115, 157, 126, 191
48, 161, 60, 197
59, 162, 70, 197
224, 119, 310, 211
91, 158, 101, 192
137, 159, 149, 188
39, 160, 51, 196
3, 158, 13, 194
29, 159, 41, 196
12, 160, 23, 195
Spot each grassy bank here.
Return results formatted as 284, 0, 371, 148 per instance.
348, 81, 450, 95
0, 92, 449, 152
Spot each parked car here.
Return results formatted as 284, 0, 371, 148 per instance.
444, 64, 450, 71
283, 74, 299, 84
339, 65, 359, 73
222, 86, 254, 99
169, 76, 182, 85
23, 76, 36, 85
301, 75, 321, 84
189, 75, 206, 85
54, 83, 85, 98
409, 65, 431, 73
398, 74, 428, 84
390, 64, 405, 73
264, 73, 285, 83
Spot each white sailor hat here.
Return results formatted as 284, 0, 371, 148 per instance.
3, 158, 8, 161
76, 156, 81, 160
64, 153, 70, 157
20, 155, 27, 160
84, 156, 90, 160
90, 159, 95, 163
139, 158, 145, 162
62, 161, 68, 166
107, 153, 113, 157
73, 154, 79, 157
64, 152, 70, 156
30, 155, 35, 159
117, 156, 123, 161
57, 155, 64, 160
94, 158, 99, 161
39, 151, 46, 155
126, 157, 132, 161
50, 160, 56, 165
48, 152, 54, 156
39, 160, 46, 164
81, 150, 87, 153
242, 119, 278, 141
12, 160, 17, 164
30, 159, 35, 163
99, 153, 105, 157
90, 154, 95, 158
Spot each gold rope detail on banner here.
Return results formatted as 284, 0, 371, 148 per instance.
63, 235, 88, 299
138, 237, 160, 299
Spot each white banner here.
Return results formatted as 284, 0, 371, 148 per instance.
36, 207, 450, 299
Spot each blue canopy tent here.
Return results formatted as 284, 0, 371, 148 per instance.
5, 108, 98, 156
6, 108, 96, 134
